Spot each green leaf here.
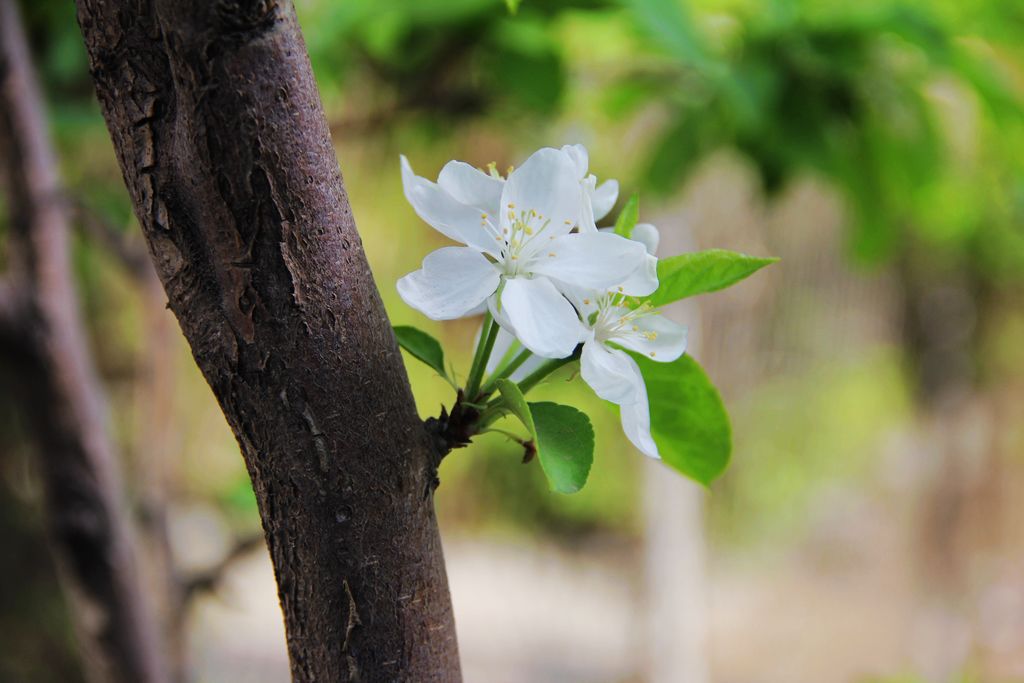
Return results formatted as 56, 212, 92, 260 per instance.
504, 0, 522, 14
632, 353, 731, 485
496, 380, 594, 493
529, 403, 594, 494
614, 192, 640, 238
645, 249, 777, 308
393, 325, 447, 378
497, 379, 534, 434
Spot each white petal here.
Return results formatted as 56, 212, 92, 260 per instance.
532, 232, 647, 290
613, 313, 688, 362
619, 253, 659, 296
560, 285, 601, 322
599, 222, 659, 255
580, 340, 645, 405
485, 326, 544, 381
437, 160, 504, 216
592, 179, 619, 221
401, 155, 500, 256
497, 277, 583, 359
500, 148, 580, 237
632, 223, 660, 254
577, 175, 600, 233
561, 144, 589, 178
397, 247, 500, 320
621, 392, 660, 458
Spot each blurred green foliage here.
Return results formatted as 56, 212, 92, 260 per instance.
621, 0, 1024, 266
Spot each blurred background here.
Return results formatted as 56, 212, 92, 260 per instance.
2, 0, 1023, 681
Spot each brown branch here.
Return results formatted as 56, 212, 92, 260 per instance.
74, 1, 461, 680
0, 2, 168, 682
65, 194, 153, 279
180, 532, 265, 605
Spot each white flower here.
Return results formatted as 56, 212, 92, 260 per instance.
560, 144, 620, 233
566, 224, 685, 458
398, 147, 648, 359
429, 143, 619, 233
573, 293, 687, 457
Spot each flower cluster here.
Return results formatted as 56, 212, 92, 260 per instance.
397, 145, 687, 458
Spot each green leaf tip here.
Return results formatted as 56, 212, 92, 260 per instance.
393, 325, 448, 379
646, 249, 777, 308
614, 192, 640, 238
633, 353, 731, 486
496, 380, 593, 493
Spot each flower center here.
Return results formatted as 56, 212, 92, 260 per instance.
593, 297, 658, 346
495, 203, 561, 277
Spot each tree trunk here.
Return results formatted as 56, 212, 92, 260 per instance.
0, 1, 168, 681
72, 1, 461, 680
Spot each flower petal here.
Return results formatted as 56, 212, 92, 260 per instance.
612, 313, 688, 362
397, 247, 500, 320
599, 222, 659, 255
580, 340, 645, 406
485, 326, 544, 380
631, 222, 660, 254
561, 144, 589, 178
499, 148, 581, 237
437, 160, 504, 216
591, 179, 619, 222
578, 175, 600, 233
619, 253, 659, 296
532, 232, 647, 290
621, 392, 659, 458
497, 277, 583, 359
401, 155, 500, 256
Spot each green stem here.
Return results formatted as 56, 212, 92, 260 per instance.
478, 426, 530, 445
478, 347, 533, 397
516, 352, 579, 395
476, 347, 581, 429
464, 312, 499, 400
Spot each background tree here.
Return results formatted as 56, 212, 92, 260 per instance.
0, 1, 166, 681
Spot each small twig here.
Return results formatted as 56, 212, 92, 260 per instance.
179, 532, 264, 607
61, 193, 152, 279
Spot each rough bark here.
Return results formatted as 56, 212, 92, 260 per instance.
73, 1, 461, 680
0, 1, 168, 681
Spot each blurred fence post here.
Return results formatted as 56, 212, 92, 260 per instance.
643, 214, 710, 683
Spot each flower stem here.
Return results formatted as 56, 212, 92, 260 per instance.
478, 347, 533, 397
516, 351, 579, 395
464, 312, 499, 400
476, 346, 581, 429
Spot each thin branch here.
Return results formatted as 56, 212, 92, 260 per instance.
63, 194, 152, 279
180, 532, 265, 606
